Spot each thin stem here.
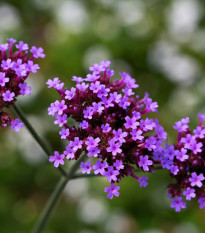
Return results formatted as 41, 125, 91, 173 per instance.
13, 104, 67, 177
31, 153, 86, 233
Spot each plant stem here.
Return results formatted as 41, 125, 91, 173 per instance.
31, 153, 86, 233
13, 104, 67, 177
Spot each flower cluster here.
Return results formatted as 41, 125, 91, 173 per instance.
156, 114, 205, 211
47, 60, 167, 199
0, 39, 45, 131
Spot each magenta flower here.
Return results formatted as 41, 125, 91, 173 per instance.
49, 151, 65, 167
183, 187, 196, 201
47, 60, 167, 200
170, 197, 186, 212
189, 172, 204, 188
80, 161, 92, 174
11, 118, 24, 132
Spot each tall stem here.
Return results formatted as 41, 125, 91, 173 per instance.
13, 104, 67, 177
31, 153, 86, 233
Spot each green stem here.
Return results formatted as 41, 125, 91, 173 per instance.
13, 104, 67, 177
31, 153, 86, 233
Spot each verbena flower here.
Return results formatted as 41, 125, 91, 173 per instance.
47, 61, 167, 199
158, 114, 205, 211
0, 39, 45, 131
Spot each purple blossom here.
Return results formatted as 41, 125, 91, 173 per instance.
101, 123, 111, 133
7, 38, 16, 44
46, 77, 64, 90
130, 129, 144, 141
48, 103, 57, 116
30, 46, 46, 58
0, 72, 9, 86
49, 151, 65, 167
79, 120, 89, 129
72, 76, 84, 83
190, 141, 203, 154
170, 165, 179, 175
69, 137, 83, 151
104, 166, 120, 182
83, 106, 93, 119
138, 176, 149, 187
138, 155, 153, 171
104, 183, 120, 199
124, 116, 139, 129
64, 145, 75, 159
10, 119, 24, 132
85, 136, 100, 150
1, 59, 13, 70
15, 41, 29, 51
92, 102, 104, 114
97, 85, 110, 98
65, 87, 76, 100
54, 100, 67, 115
90, 81, 102, 93
189, 172, 204, 188
180, 134, 195, 150
176, 148, 189, 162
119, 95, 130, 109
89, 63, 104, 74
109, 92, 122, 103
59, 128, 70, 139
26, 60, 40, 73
140, 118, 155, 131
0, 43, 9, 51
113, 160, 124, 170
144, 136, 157, 151
80, 161, 92, 174
106, 140, 122, 156
54, 114, 67, 127
19, 82, 31, 95
87, 146, 100, 157
173, 117, 189, 132
2, 90, 15, 101
93, 160, 108, 175
112, 129, 128, 143
198, 197, 205, 209
183, 187, 196, 201
170, 197, 186, 212
76, 82, 89, 92
85, 73, 100, 82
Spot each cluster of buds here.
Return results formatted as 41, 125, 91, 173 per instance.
154, 114, 205, 211
0, 38, 45, 130
47, 60, 167, 199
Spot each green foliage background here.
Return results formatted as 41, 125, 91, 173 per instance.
0, 0, 205, 232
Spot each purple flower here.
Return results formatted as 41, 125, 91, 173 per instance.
190, 141, 202, 154
1, 59, 13, 70
54, 114, 67, 127
83, 106, 93, 119
30, 46, 46, 58
101, 123, 111, 133
112, 129, 128, 143
104, 183, 120, 199
109, 92, 122, 103
198, 197, 205, 209
170, 165, 179, 175
59, 128, 70, 139
0, 72, 9, 86
79, 120, 89, 129
10, 119, 24, 132
144, 136, 157, 151
106, 140, 122, 156
104, 166, 120, 182
65, 87, 76, 100
114, 160, 124, 170
46, 77, 64, 90
183, 187, 196, 201
85, 136, 100, 150
124, 116, 139, 129
90, 81, 101, 93
87, 147, 100, 157
97, 85, 110, 98
49, 151, 65, 167
89, 63, 104, 74
76, 82, 89, 92
176, 148, 189, 162
48, 103, 57, 116
0, 43, 9, 51
85, 73, 100, 82
173, 117, 189, 132
170, 197, 186, 212
130, 129, 143, 141
92, 102, 104, 114
26, 60, 40, 73
15, 41, 29, 51
2, 90, 15, 101
80, 161, 92, 174
93, 160, 108, 175
7, 38, 16, 44
64, 145, 75, 159
19, 82, 31, 95
54, 100, 67, 115
189, 172, 204, 188
72, 76, 84, 83
138, 176, 149, 187
138, 155, 153, 171
69, 137, 83, 151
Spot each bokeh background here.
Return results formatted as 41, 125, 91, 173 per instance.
0, 0, 205, 232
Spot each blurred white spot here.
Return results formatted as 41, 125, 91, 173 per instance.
6, 115, 47, 165
169, 88, 199, 116
83, 45, 111, 70
106, 210, 134, 233
64, 178, 89, 201
77, 197, 107, 224
0, 3, 21, 31
148, 40, 201, 85
55, 1, 89, 33
191, 29, 205, 54
115, 1, 145, 26
167, 0, 202, 42
173, 222, 200, 233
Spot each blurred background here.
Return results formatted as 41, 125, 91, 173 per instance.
0, 0, 205, 232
